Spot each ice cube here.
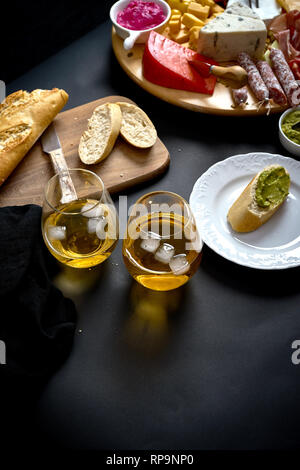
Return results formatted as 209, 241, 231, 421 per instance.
169, 254, 190, 275
184, 224, 197, 241
87, 216, 105, 234
96, 218, 107, 239
48, 225, 66, 241
189, 237, 203, 253
140, 237, 160, 253
81, 202, 104, 218
154, 243, 175, 264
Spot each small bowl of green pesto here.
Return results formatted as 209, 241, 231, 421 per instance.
279, 107, 300, 157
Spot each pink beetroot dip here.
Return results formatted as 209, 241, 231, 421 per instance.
117, 0, 166, 31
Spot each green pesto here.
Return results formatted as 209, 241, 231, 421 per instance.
255, 166, 290, 208
281, 110, 300, 145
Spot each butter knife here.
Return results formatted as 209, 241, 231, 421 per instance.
41, 123, 77, 204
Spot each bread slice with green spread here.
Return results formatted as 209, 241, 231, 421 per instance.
227, 165, 290, 232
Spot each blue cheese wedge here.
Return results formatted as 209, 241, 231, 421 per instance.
226, 1, 261, 19
198, 2, 267, 62
227, 0, 282, 26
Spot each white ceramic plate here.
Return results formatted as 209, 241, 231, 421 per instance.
189, 153, 300, 270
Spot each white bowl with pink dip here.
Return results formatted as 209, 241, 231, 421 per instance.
110, 0, 171, 51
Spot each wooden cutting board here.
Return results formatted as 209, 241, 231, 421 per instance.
0, 95, 170, 207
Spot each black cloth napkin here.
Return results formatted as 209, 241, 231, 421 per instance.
0, 204, 77, 448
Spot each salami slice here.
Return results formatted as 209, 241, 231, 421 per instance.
270, 48, 300, 107
237, 52, 269, 102
232, 86, 248, 106
256, 60, 287, 106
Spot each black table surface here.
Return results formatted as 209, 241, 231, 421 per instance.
7, 20, 300, 450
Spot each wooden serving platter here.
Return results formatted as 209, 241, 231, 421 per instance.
0, 95, 170, 207
112, 28, 288, 117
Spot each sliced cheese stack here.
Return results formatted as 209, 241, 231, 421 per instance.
197, 1, 267, 62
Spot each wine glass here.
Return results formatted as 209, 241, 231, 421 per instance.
122, 191, 202, 291
42, 169, 118, 268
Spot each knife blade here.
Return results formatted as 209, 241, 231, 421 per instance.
41, 123, 77, 204
41, 122, 63, 153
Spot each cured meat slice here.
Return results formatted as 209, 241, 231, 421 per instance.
270, 48, 300, 107
287, 10, 300, 31
143, 31, 217, 95
274, 29, 300, 61
237, 52, 269, 101
269, 13, 288, 34
290, 26, 300, 51
269, 11, 300, 61
256, 60, 287, 106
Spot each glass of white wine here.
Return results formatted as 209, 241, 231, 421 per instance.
122, 191, 203, 291
42, 169, 118, 268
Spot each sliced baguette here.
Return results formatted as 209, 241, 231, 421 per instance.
227, 164, 290, 233
0, 88, 68, 185
78, 103, 122, 165
116, 102, 157, 149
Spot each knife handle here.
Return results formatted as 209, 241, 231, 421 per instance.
49, 148, 78, 204
210, 65, 248, 87
188, 59, 248, 88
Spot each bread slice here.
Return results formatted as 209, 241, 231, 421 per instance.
0, 88, 68, 185
79, 103, 122, 164
116, 102, 157, 149
227, 164, 290, 232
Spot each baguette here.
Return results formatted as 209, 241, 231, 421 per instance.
0, 88, 68, 185
116, 102, 157, 149
227, 164, 290, 232
78, 103, 122, 164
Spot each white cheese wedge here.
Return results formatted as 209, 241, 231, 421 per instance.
198, 2, 267, 62
227, 0, 282, 25
226, 1, 261, 19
